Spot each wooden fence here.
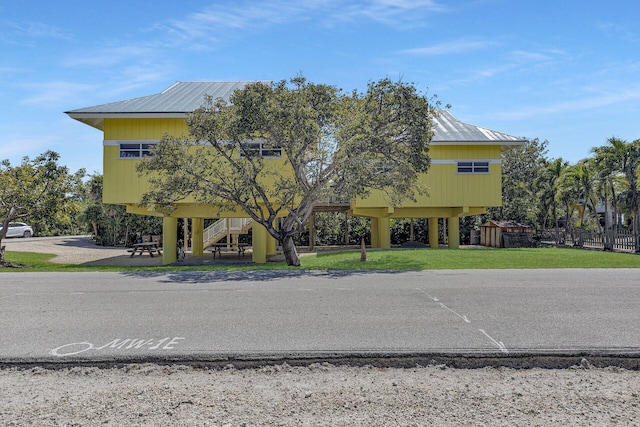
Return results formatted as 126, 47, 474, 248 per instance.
544, 228, 638, 252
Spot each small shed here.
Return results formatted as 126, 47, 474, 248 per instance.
480, 220, 533, 248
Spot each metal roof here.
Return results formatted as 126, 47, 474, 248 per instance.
67, 81, 526, 147
65, 81, 269, 130
431, 110, 525, 146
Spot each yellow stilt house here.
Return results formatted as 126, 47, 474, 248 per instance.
66, 81, 525, 263
352, 110, 526, 248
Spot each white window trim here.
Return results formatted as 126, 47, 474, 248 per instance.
239, 140, 283, 158
105, 140, 159, 159
431, 159, 499, 174
456, 160, 491, 174
105, 139, 283, 159
104, 140, 161, 146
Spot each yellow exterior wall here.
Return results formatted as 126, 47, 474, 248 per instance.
103, 145, 151, 204
100, 117, 508, 258
429, 144, 500, 160
352, 145, 503, 212
103, 118, 188, 204
102, 118, 293, 208
104, 119, 504, 215
104, 118, 189, 140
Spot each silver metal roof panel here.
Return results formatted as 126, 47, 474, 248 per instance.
65, 81, 269, 129
67, 81, 526, 147
67, 81, 267, 114
431, 110, 525, 145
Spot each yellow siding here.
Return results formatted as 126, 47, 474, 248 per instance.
418, 163, 502, 206
102, 117, 506, 218
103, 145, 152, 204
430, 144, 501, 160
103, 118, 295, 206
104, 118, 189, 140
353, 144, 503, 210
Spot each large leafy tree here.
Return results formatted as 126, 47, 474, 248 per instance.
0, 151, 84, 264
80, 174, 163, 246
489, 138, 549, 227
138, 77, 440, 265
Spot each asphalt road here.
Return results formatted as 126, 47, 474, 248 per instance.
1, 269, 639, 366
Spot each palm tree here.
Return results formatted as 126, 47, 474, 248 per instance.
537, 158, 569, 243
600, 138, 640, 251
591, 144, 621, 249
563, 160, 599, 245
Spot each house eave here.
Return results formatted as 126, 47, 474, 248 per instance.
65, 112, 189, 131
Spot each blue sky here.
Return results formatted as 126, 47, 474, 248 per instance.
2, 0, 639, 175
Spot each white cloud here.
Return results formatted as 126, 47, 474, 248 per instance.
337, 0, 448, 27
508, 50, 553, 63
495, 85, 640, 120
0, 135, 54, 161
155, 0, 447, 47
19, 82, 96, 107
64, 45, 157, 68
1, 20, 73, 42
401, 39, 495, 56
153, 1, 311, 46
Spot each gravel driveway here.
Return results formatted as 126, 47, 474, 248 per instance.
2, 363, 639, 426
3, 235, 163, 266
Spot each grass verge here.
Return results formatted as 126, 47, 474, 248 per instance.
2, 247, 640, 272
302, 247, 640, 270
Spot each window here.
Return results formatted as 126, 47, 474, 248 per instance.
239, 141, 282, 158
457, 161, 490, 174
119, 143, 155, 158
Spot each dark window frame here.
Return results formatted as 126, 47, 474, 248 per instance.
119, 143, 155, 159
457, 161, 490, 174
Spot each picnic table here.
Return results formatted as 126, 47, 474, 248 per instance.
129, 242, 162, 257
207, 243, 249, 259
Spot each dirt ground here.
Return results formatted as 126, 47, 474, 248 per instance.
1, 363, 639, 426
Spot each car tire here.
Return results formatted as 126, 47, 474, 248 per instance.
23, 231, 32, 238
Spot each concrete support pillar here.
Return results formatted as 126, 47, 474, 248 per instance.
162, 216, 178, 264
309, 213, 316, 250
266, 230, 277, 256
409, 218, 415, 241
252, 224, 268, 264
428, 218, 439, 248
191, 217, 204, 256
183, 218, 189, 252
372, 216, 391, 249
370, 217, 379, 248
344, 212, 350, 245
448, 216, 460, 249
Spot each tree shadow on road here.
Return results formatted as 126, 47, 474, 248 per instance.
119, 269, 413, 284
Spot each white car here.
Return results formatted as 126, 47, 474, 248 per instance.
0, 222, 34, 238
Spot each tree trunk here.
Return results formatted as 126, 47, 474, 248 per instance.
0, 244, 5, 264
281, 235, 301, 266
601, 194, 612, 250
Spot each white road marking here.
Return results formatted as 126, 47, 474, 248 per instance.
421, 291, 471, 323
478, 329, 509, 354
49, 337, 186, 357
418, 289, 508, 353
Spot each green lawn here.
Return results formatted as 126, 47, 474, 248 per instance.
2, 247, 640, 272
301, 247, 640, 270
